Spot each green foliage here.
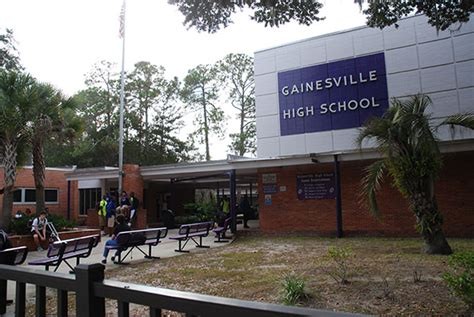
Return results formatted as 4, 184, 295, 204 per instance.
174, 215, 202, 225
168, 0, 324, 33
7, 215, 32, 235
46, 60, 193, 167
281, 274, 309, 306
7, 214, 75, 235
362, 0, 473, 31
357, 94, 474, 254
169, 0, 472, 33
324, 246, 353, 284
0, 28, 22, 71
443, 252, 474, 310
47, 214, 76, 230
217, 53, 256, 157
181, 64, 225, 161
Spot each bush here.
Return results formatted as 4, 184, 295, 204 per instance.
281, 274, 309, 305
47, 214, 76, 230
324, 246, 353, 284
443, 251, 474, 311
174, 215, 202, 225
7, 215, 33, 235
183, 201, 215, 222
7, 213, 75, 235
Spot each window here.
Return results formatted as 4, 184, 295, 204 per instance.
25, 189, 36, 203
45, 190, 58, 203
13, 188, 59, 204
13, 189, 22, 203
79, 188, 101, 215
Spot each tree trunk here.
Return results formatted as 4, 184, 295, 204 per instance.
202, 86, 210, 161
239, 95, 245, 156
412, 194, 453, 255
1, 141, 17, 228
423, 228, 452, 255
33, 136, 46, 214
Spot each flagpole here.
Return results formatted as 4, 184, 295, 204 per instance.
118, 0, 126, 194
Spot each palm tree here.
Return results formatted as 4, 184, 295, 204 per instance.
357, 94, 474, 255
30, 83, 78, 214
0, 71, 35, 227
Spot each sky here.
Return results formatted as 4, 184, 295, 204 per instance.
0, 0, 368, 160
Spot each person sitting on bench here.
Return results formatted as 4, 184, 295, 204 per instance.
101, 214, 130, 264
31, 211, 48, 251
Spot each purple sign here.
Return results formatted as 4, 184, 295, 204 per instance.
278, 53, 388, 136
263, 184, 278, 194
297, 173, 335, 200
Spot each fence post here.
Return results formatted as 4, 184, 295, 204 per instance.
0, 279, 6, 315
75, 264, 105, 317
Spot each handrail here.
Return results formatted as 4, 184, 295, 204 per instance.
95, 279, 358, 317
0, 265, 76, 291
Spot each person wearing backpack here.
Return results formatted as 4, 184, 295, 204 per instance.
31, 211, 48, 251
106, 194, 116, 237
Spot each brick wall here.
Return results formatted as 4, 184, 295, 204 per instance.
0, 167, 71, 218
258, 151, 474, 237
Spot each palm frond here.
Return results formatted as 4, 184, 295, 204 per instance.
360, 160, 386, 219
437, 113, 474, 130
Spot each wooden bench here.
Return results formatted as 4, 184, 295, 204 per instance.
213, 217, 232, 243
169, 221, 213, 252
106, 227, 168, 264
0, 246, 28, 265
28, 234, 99, 272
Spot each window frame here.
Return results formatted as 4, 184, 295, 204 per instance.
12, 188, 59, 205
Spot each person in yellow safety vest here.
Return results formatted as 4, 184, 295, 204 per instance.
221, 196, 230, 214
98, 195, 107, 235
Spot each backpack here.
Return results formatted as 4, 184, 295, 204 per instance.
0, 230, 12, 251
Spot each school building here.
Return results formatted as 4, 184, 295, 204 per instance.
1, 14, 473, 237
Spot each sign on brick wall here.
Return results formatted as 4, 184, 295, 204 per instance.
278, 53, 389, 136
296, 173, 335, 200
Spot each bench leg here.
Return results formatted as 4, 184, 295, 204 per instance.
194, 236, 210, 249
64, 260, 76, 274
114, 248, 132, 265
143, 245, 160, 259
174, 239, 190, 253
214, 233, 229, 243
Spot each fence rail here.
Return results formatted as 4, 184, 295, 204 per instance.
0, 264, 364, 317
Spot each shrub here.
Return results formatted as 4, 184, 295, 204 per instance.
281, 274, 309, 305
324, 246, 353, 284
174, 215, 202, 225
443, 251, 474, 310
7, 215, 33, 235
7, 213, 75, 235
47, 214, 76, 230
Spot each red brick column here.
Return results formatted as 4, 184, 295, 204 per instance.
122, 164, 147, 229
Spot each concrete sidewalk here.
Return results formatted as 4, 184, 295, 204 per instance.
4, 225, 241, 314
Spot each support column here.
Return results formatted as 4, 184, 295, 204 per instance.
334, 155, 343, 238
229, 170, 237, 233
122, 164, 146, 228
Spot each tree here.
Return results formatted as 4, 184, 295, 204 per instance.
30, 83, 78, 213
362, 0, 474, 31
218, 53, 255, 156
356, 95, 474, 255
168, 0, 324, 33
0, 71, 35, 226
181, 64, 225, 161
0, 28, 22, 71
126, 62, 188, 165
169, 0, 472, 33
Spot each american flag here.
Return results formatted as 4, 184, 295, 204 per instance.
119, 1, 126, 39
